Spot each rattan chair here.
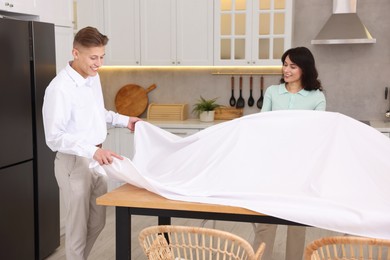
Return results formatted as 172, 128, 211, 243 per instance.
139, 225, 266, 260
304, 236, 390, 260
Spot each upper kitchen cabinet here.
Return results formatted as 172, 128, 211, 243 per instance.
54, 26, 73, 72
140, 0, 213, 66
38, 0, 73, 27
103, 0, 140, 65
0, 0, 37, 15
75, 0, 104, 31
214, 0, 292, 66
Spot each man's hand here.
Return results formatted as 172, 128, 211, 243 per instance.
128, 116, 142, 131
93, 148, 123, 165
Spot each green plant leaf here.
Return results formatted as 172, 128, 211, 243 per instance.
192, 96, 221, 116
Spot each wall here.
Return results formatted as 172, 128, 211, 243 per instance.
99, 0, 390, 121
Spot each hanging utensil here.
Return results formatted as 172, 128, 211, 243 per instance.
248, 75, 254, 107
229, 76, 236, 107
256, 76, 264, 109
236, 76, 245, 108
385, 87, 390, 118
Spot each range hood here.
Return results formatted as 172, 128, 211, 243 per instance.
311, 0, 376, 44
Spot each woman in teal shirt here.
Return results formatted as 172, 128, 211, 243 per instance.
255, 46, 326, 260
261, 46, 326, 112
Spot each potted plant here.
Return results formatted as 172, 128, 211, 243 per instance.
192, 96, 221, 122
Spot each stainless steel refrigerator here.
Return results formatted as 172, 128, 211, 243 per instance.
0, 18, 59, 259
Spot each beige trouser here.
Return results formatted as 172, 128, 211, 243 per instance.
55, 152, 107, 260
253, 224, 306, 260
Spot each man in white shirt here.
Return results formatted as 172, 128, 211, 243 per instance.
42, 26, 141, 260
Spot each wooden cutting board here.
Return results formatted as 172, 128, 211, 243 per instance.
115, 84, 156, 117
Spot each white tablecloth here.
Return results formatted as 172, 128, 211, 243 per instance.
98, 110, 390, 239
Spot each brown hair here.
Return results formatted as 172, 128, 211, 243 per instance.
280, 46, 323, 91
73, 26, 109, 48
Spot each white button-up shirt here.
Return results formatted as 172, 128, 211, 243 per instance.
42, 63, 129, 158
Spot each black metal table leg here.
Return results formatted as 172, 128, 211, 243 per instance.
158, 216, 171, 225
116, 207, 130, 260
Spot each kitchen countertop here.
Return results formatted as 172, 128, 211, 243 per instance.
144, 119, 228, 129
141, 118, 390, 132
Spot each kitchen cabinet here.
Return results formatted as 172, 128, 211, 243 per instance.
38, 0, 73, 27
140, 0, 213, 66
103, 0, 140, 65
76, 0, 213, 66
75, 0, 104, 31
54, 26, 73, 73
214, 0, 292, 66
0, 0, 37, 15
160, 127, 200, 137
103, 128, 135, 191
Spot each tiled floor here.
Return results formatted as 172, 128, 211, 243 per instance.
45, 206, 342, 260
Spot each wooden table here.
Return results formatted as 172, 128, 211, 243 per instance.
97, 183, 303, 260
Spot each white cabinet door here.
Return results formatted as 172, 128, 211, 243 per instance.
76, 0, 212, 66
116, 128, 135, 159
176, 0, 213, 65
141, 0, 213, 66
103, 128, 127, 192
103, 128, 116, 151
140, 0, 176, 65
75, 0, 104, 32
103, 0, 140, 65
214, 0, 292, 66
38, 0, 73, 27
54, 26, 73, 73
0, 0, 37, 15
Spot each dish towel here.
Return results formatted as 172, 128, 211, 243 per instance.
97, 110, 390, 240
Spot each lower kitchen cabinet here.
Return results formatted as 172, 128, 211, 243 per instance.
161, 127, 200, 137
104, 127, 136, 191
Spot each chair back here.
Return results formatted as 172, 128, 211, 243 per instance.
304, 236, 390, 260
139, 225, 265, 260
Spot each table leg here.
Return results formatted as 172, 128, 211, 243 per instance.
116, 207, 131, 260
158, 216, 171, 225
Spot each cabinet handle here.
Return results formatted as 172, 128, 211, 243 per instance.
9, 4, 14, 7
172, 61, 175, 65
5, 2, 10, 6
177, 61, 181, 65
247, 61, 251, 64
136, 61, 139, 64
